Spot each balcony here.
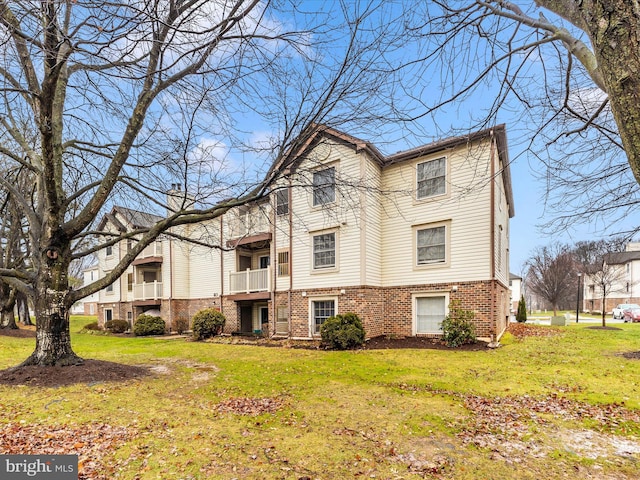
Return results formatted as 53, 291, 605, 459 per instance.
229, 267, 270, 294
133, 281, 163, 300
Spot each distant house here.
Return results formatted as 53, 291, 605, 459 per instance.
94, 125, 514, 341
509, 273, 522, 313
582, 242, 640, 314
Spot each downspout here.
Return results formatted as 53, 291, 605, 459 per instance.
220, 216, 224, 316
288, 177, 293, 337
169, 236, 173, 330
270, 191, 276, 338
489, 130, 496, 339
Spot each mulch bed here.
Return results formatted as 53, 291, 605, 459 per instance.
0, 360, 151, 388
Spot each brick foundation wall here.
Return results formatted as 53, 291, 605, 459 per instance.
98, 280, 508, 340
278, 280, 506, 340
169, 297, 221, 331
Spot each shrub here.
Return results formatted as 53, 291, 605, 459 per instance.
320, 312, 365, 350
192, 308, 226, 340
133, 314, 166, 336
174, 317, 190, 334
516, 295, 527, 323
441, 301, 476, 347
82, 321, 101, 331
105, 319, 129, 334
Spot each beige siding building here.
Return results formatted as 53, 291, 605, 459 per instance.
95, 125, 514, 341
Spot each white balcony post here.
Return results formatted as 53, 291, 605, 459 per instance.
245, 268, 250, 293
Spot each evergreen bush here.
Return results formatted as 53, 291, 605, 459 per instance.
192, 308, 226, 340
441, 301, 476, 347
174, 317, 190, 334
133, 314, 166, 336
320, 312, 365, 350
82, 321, 101, 331
516, 295, 527, 323
105, 319, 129, 333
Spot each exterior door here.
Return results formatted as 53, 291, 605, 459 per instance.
259, 306, 269, 332
240, 305, 253, 333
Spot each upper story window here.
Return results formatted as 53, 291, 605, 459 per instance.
416, 225, 446, 265
105, 245, 113, 257
313, 166, 335, 206
276, 189, 289, 215
313, 232, 336, 270
417, 157, 446, 199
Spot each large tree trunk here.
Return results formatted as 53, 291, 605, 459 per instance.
0, 286, 17, 329
20, 238, 82, 366
581, 1, 640, 184
16, 291, 32, 325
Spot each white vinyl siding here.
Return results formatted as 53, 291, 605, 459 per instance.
382, 140, 494, 285
417, 157, 446, 199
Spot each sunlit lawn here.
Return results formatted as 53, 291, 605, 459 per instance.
2, 316, 640, 479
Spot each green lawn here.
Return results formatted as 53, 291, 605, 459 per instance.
2, 316, 640, 479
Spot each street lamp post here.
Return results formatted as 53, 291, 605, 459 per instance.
576, 273, 582, 323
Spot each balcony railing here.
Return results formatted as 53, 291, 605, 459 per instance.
230, 213, 270, 238
229, 267, 270, 294
133, 281, 163, 300
139, 242, 163, 259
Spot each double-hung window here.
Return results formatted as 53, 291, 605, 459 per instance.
312, 299, 335, 334
416, 225, 446, 265
313, 232, 336, 270
313, 167, 335, 206
417, 157, 446, 199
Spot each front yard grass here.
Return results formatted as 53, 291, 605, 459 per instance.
1, 316, 640, 478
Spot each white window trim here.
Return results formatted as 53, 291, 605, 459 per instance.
415, 156, 449, 201
412, 292, 450, 336
308, 296, 338, 336
311, 228, 339, 273
413, 220, 451, 269
104, 308, 113, 323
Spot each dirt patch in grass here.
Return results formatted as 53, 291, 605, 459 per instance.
0, 360, 151, 388
0, 325, 36, 338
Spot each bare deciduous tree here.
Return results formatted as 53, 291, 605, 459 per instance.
526, 243, 577, 316
402, 2, 640, 233
0, 1, 412, 366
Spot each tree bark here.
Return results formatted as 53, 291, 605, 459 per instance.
16, 291, 32, 325
0, 286, 17, 329
20, 236, 82, 366
583, 0, 640, 186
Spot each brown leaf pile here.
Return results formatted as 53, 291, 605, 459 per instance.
215, 397, 285, 416
0, 422, 133, 479
507, 323, 564, 338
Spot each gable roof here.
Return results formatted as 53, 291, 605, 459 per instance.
97, 206, 164, 232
